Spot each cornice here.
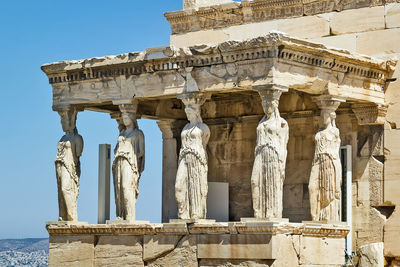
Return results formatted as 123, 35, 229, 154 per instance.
41, 33, 395, 87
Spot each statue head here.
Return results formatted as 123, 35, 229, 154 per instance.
184, 103, 202, 124
312, 96, 344, 129
119, 101, 139, 130
179, 92, 209, 124
58, 109, 77, 134
321, 109, 336, 128
260, 90, 282, 117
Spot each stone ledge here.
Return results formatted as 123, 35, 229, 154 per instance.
46, 221, 350, 238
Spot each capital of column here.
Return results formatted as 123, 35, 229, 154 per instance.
312, 95, 346, 112
157, 120, 175, 139
113, 99, 139, 114
253, 84, 288, 100
53, 105, 83, 134
157, 120, 186, 139
178, 91, 211, 107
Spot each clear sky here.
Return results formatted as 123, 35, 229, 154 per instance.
0, 0, 182, 239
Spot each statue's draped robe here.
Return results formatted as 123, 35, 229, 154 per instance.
176, 124, 209, 220
310, 127, 342, 221
112, 129, 144, 221
251, 116, 288, 218
55, 137, 81, 221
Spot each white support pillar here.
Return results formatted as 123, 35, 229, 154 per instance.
340, 145, 353, 255
98, 144, 111, 224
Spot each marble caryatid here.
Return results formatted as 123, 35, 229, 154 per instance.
55, 107, 84, 221
309, 96, 344, 222
251, 89, 289, 219
112, 102, 145, 222
175, 93, 210, 220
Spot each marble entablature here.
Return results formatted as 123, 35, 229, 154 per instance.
41, 32, 395, 113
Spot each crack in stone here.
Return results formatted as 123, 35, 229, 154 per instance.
144, 235, 186, 265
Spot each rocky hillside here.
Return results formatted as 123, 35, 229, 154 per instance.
0, 238, 48, 267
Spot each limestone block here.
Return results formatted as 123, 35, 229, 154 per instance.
385, 3, 400, 28
223, 20, 279, 41
143, 235, 182, 261
49, 235, 94, 267
277, 15, 330, 39
358, 242, 384, 267
384, 209, 400, 256
170, 29, 229, 48
357, 28, 400, 56
271, 234, 300, 267
197, 234, 274, 259
94, 236, 143, 267
146, 235, 197, 267
385, 60, 400, 124
299, 236, 345, 265
311, 34, 357, 53
330, 6, 385, 35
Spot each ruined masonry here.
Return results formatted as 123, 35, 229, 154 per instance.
41, 0, 400, 266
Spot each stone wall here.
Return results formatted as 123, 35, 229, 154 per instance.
47, 222, 348, 267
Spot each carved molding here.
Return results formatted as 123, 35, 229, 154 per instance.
352, 103, 388, 125
46, 222, 350, 238
43, 33, 392, 87
165, 0, 384, 35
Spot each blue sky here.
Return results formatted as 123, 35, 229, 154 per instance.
0, 0, 182, 239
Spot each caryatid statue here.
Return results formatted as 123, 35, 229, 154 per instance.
112, 101, 145, 222
175, 93, 210, 220
251, 89, 289, 219
309, 96, 344, 222
55, 107, 84, 221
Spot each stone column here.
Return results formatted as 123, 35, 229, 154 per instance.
309, 95, 345, 222
249, 86, 289, 220
157, 120, 186, 222
54, 105, 84, 222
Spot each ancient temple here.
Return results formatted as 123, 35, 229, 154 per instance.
41, 0, 400, 266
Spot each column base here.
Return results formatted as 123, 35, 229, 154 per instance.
106, 219, 150, 225
46, 221, 88, 226
169, 219, 216, 224
241, 217, 289, 223
302, 220, 348, 226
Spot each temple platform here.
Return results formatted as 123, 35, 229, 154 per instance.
46, 221, 349, 266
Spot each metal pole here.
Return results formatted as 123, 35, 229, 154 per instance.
98, 144, 111, 224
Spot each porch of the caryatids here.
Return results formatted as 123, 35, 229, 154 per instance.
309, 95, 345, 222
111, 100, 145, 223
54, 106, 84, 222
250, 85, 289, 220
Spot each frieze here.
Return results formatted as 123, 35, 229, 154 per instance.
165, 0, 386, 35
